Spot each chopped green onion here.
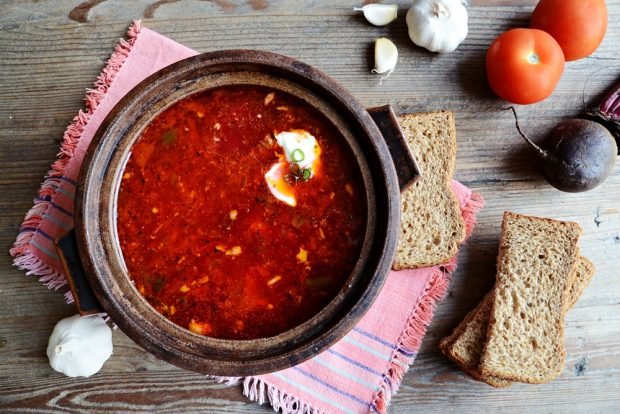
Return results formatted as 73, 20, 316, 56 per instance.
147, 276, 166, 292
291, 149, 305, 162
304, 276, 332, 289
301, 168, 312, 181
162, 129, 178, 146
291, 215, 305, 228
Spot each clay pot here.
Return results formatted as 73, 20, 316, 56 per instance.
60, 50, 420, 376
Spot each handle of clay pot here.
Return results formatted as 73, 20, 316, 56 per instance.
55, 229, 104, 315
367, 105, 421, 192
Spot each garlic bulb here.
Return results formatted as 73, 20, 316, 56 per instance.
47, 314, 113, 378
354, 4, 398, 26
406, 0, 468, 53
373, 37, 398, 83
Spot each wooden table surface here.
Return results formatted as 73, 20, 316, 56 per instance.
1, 1, 619, 412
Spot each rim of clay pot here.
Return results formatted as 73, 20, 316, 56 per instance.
75, 50, 401, 376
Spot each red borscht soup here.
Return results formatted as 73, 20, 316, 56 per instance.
116, 85, 366, 339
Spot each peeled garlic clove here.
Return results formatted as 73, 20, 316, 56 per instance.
47, 314, 113, 378
354, 4, 398, 26
373, 37, 398, 82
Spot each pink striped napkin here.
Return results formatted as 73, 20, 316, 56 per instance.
11, 21, 483, 414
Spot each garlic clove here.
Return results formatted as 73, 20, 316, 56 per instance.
373, 37, 398, 82
47, 314, 113, 378
406, 0, 468, 53
354, 4, 398, 26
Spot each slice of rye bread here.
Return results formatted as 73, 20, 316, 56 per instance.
440, 294, 512, 388
567, 256, 596, 309
478, 212, 582, 384
441, 256, 595, 387
394, 111, 465, 269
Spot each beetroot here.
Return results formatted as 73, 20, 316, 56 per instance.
509, 108, 617, 193
537, 119, 617, 192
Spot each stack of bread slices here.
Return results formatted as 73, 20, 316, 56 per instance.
440, 212, 595, 386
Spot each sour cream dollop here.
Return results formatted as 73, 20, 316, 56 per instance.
264, 130, 321, 207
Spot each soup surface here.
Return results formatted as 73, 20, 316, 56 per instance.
117, 85, 366, 339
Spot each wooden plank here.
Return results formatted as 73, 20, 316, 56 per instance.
1, 0, 619, 412
0, 0, 544, 25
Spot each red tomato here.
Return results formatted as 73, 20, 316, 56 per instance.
486, 28, 565, 105
531, 0, 607, 61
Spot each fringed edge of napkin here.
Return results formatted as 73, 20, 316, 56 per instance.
370, 192, 484, 414
237, 192, 485, 414
10, 20, 143, 298
242, 376, 326, 414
